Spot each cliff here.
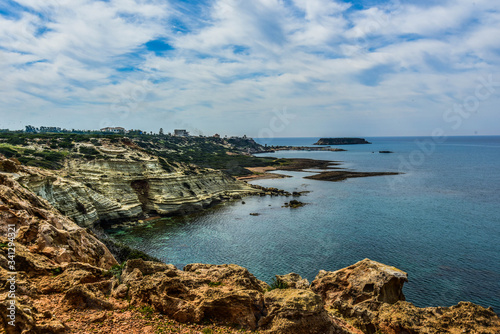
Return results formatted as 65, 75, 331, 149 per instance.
7, 146, 258, 227
314, 138, 371, 145
1, 161, 499, 334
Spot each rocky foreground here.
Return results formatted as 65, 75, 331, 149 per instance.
1, 157, 499, 334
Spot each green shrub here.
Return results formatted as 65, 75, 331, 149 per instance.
51, 267, 63, 276
158, 157, 174, 172
268, 277, 288, 290
79, 146, 99, 156
104, 263, 125, 281
0, 146, 18, 158
208, 281, 222, 287
138, 305, 154, 319
5, 136, 26, 146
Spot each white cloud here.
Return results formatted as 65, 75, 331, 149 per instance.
0, 0, 499, 135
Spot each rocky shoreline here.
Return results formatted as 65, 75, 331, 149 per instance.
304, 171, 400, 182
241, 158, 401, 183
1, 155, 499, 333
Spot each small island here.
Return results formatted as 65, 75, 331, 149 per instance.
314, 137, 371, 145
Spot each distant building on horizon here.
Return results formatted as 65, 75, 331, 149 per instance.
174, 129, 189, 137
100, 127, 126, 133
213, 133, 220, 138
25, 125, 63, 133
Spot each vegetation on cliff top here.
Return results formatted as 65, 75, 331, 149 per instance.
0, 132, 288, 175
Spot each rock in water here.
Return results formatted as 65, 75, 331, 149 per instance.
314, 138, 371, 145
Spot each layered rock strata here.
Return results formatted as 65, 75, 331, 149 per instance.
12, 156, 259, 227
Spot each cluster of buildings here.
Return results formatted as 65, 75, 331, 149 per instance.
101, 127, 191, 137
19, 125, 238, 139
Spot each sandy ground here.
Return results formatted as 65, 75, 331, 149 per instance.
235, 166, 290, 181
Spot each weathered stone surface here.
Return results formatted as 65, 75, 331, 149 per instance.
123, 258, 176, 277
258, 289, 339, 334
126, 263, 268, 328
377, 301, 500, 334
62, 283, 114, 310
183, 263, 269, 292
275, 273, 310, 289
0, 168, 117, 269
312, 259, 407, 308
112, 283, 129, 299
311, 258, 408, 333
19, 156, 259, 227
0, 297, 68, 334
38, 262, 107, 293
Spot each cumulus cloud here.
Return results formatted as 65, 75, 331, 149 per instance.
0, 0, 499, 136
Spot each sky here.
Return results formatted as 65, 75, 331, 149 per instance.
0, 0, 499, 137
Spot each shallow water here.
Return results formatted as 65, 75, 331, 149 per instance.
108, 136, 500, 312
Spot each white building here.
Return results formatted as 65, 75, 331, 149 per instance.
100, 127, 126, 133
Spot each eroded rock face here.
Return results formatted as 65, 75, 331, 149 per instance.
0, 298, 67, 334
19, 157, 259, 227
311, 259, 408, 333
377, 301, 500, 334
258, 289, 339, 334
312, 259, 408, 307
275, 273, 310, 289
0, 172, 117, 269
125, 260, 268, 329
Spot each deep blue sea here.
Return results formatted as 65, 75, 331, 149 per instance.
108, 136, 500, 312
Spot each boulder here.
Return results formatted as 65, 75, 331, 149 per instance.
258, 289, 339, 334
38, 262, 107, 293
275, 273, 309, 289
377, 301, 500, 334
122, 258, 176, 278
127, 263, 269, 328
62, 283, 114, 310
183, 263, 269, 292
0, 298, 67, 334
311, 258, 408, 332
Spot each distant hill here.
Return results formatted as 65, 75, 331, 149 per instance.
314, 138, 371, 145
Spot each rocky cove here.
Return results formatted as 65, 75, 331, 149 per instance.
1, 151, 500, 333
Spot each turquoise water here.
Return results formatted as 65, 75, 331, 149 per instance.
108, 136, 500, 312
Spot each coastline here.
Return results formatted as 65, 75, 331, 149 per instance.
240, 157, 400, 182
235, 166, 290, 181
1, 165, 498, 333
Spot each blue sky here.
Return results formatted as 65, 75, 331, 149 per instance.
0, 0, 499, 137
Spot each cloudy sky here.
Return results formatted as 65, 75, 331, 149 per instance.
0, 0, 499, 137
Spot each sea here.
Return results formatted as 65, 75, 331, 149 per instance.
107, 136, 500, 312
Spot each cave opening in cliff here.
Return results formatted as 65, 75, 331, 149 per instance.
130, 179, 150, 211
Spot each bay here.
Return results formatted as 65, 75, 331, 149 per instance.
107, 136, 500, 312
